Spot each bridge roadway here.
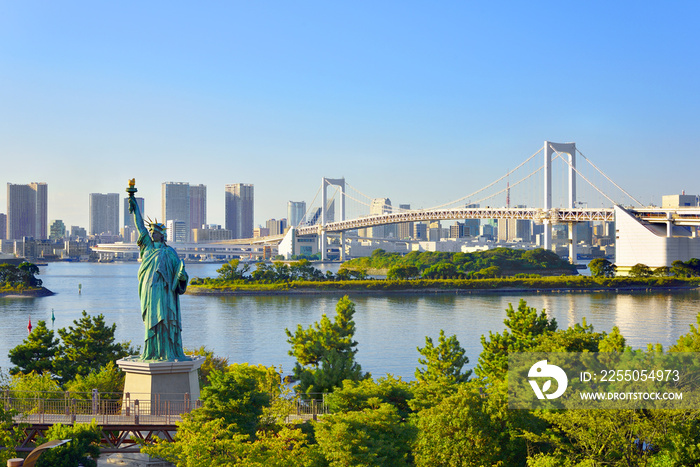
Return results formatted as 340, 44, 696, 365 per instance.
295, 207, 616, 236
92, 207, 700, 259
295, 206, 700, 237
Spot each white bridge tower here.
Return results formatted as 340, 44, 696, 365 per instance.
320, 177, 346, 261
544, 141, 577, 262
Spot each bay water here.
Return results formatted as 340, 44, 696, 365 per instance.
1, 262, 699, 380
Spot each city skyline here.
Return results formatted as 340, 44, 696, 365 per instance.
1, 3, 699, 228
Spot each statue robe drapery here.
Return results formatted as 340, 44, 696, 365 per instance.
137, 230, 188, 361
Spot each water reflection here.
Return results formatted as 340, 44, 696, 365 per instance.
0, 262, 699, 380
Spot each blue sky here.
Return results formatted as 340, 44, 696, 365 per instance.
1, 1, 699, 228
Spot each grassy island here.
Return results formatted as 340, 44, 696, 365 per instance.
0, 262, 53, 297
187, 250, 700, 296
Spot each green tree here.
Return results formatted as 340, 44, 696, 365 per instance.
671, 260, 697, 278
186, 346, 229, 387
599, 326, 627, 352
8, 371, 62, 398
653, 266, 671, 277
216, 259, 250, 281
0, 262, 42, 288
36, 421, 101, 467
412, 330, 471, 409
142, 418, 323, 467
54, 311, 133, 383
533, 318, 607, 353
0, 404, 20, 465
589, 258, 616, 278
629, 263, 653, 277
315, 402, 416, 467
476, 299, 557, 380
64, 361, 125, 399
17, 261, 42, 287
325, 375, 415, 419
8, 320, 59, 376
286, 295, 365, 396
387, 265, 420, 280
188, 366, 271, 439
670, 313, 700, 351
527, 410, 666, 467
413, 383, 505, 467
415, 330, 470, 385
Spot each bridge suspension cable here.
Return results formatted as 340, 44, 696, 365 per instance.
344, 182, 412, 214
297, 184, 322, 228
546, 144, 643, 208
470, 164, 544, 206
576, 148, 644, 207
425, 147, 543, 210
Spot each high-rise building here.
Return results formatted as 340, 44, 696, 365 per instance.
464, 203, 480, 237
89, 193, 120, 235
0, 213, 6, 240
288, 201, 306, 228
189, 184, 207, 233
450, 222, 467, 239
225, 184, 254, 239
71, 226, 87, 239
414, 223, 428, 240
7, 182, 48, 240
498, 218, 532, 242
49, 220, 66, 240
308, 208, 322, 226
397, 204, 413, 239
166, 219, 188, 243
266, 218, 288, 236
162, 182, 191, 240
124, 197, 145, 230
369, 198, 392, 238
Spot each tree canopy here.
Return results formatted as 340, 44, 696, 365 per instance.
286, 295, 365, 396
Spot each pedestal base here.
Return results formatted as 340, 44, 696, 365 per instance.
117, 356, 205, 415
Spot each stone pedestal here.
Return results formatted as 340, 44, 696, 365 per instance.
117, 356, 205, 415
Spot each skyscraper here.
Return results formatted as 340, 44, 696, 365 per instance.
162, 182, 191, 240
89, 193, 120, 235
124, 197, 145, 229
50, 220, 66, 240
225, 184, 254, 239
7, 182, 48, 240
189, 184, 207, 233
397, 204, 413, 239
288, 201, 306, 228
369, 198, 392, 238
161, 182, 207, 242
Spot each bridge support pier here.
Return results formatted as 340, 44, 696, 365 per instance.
340, 231, 346, 261
543, 220, 552, 252
568, 222, 578, 264
320, 231, 327, 261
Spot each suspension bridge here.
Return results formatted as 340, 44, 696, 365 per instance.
281, 141, 700, 267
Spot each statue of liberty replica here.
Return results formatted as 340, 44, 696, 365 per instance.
127, 179, 188, 361
118, 179, 203, 412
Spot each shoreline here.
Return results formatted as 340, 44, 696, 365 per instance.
0, 287, 54, 298
187, 284, 699, 297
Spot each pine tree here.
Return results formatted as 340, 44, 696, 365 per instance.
54, 311, 132, 383
286, 295, 365, 396
8, 320, 59, 376
415, 330, 470, 385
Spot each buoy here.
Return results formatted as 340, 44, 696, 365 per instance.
51, 309, 55, 322
27, 316, 32, 334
